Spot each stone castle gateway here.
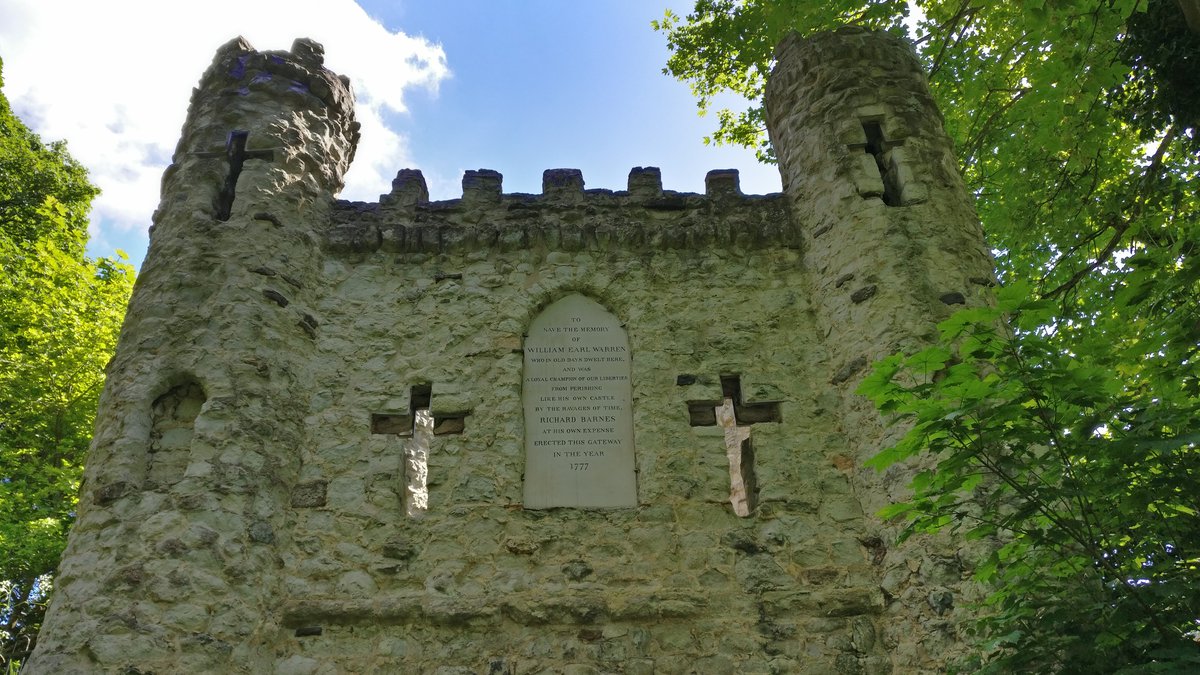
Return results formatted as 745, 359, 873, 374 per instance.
28, 28, 996, 674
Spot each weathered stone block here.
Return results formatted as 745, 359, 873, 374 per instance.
385, 168, 429, 207
463, 169, 503, 204
705, 169, 741, 197
627, 167, 662, 198
291, 480, 328, 508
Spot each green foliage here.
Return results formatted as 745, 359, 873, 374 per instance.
653, 0, 910, 161
858, 284, 1200, 671
0, 60, 134, 670
1118, 0, 1200, 147
659, 0, 1200, 670
0, 58, 97, 254
655, 0, 1195, 291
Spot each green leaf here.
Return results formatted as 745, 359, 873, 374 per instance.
0, 61, 135, 666
877, 501, 919, 520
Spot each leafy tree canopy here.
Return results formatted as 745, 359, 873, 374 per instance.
658, 1, 1199, 671
0, 57, 98, 255
0, 58, 134, 670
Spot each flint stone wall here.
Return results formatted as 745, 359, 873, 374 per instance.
27, 28, 995, 675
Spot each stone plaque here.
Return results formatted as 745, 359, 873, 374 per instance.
523, 294, 637, 508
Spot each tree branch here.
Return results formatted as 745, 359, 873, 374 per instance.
1043, 124, 1179, 300
927, 0, 980, 80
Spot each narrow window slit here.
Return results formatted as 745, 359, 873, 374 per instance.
211, 130, 275, 221
861, 121, 901, 206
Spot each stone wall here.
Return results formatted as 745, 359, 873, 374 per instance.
28, 28, 995, 675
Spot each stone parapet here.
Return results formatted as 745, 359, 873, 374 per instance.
330, 168, 796, 255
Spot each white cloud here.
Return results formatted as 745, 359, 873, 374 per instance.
340, 102, 406, 203
0, 0, 447, 250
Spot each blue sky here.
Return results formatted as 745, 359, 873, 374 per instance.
0, 0, 780, 268
378, 1, 780, 200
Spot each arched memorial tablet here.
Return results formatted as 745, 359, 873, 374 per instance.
523, 294, 637, 508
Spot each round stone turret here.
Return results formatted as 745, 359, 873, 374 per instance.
25, 38, 360, 674
765, 27, 994, 368
765, 28, 996, 670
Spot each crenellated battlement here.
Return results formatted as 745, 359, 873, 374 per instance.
379, 166, 752, 206
329, 166, 795, 255
158, 35, 360, 220
190, 36, 357, 130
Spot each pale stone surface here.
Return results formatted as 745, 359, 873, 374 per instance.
523, 294, 637, 508
29, 28, 995, 675
404, 409, 433, 517
716, 398, 753, 517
